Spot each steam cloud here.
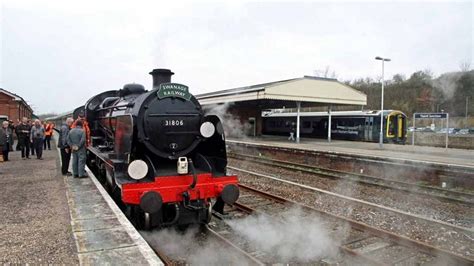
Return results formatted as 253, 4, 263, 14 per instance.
143, 228, 251, 266
142, 207, 340, 265
432, 72, 462, 100
227, 207, 339, 262
204, 103, 251, 139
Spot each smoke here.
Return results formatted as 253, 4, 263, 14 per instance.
432, 72, 462, 100
142, 228, 251, 266
141, 207, 341, 264
204, 103, 251, 139
227, 207, 339, 262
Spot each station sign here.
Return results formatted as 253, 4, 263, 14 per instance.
157, 83, 192, 101
414, 113, 447, 119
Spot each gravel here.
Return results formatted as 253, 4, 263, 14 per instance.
229, 158, 473, 228
229, 161, 474, 260
0, 148, 78, 264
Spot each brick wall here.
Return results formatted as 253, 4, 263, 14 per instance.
0, 92, 32, 122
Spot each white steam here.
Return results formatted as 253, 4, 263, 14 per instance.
227, 207, 339, 262
142, 207, 341, 264
204, 103, 251, 139
142, 228, 250, 266
432, 72, 462, 99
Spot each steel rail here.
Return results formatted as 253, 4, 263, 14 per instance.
236, 183, 473, 265
229, 152, 474, 204
232, 201, 386, 266
229, 166, 473, 235
204, 225, 265, 266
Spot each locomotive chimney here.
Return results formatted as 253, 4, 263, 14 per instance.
149, 68, 174, 89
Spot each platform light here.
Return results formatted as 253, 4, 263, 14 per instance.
375, 56, 391, 149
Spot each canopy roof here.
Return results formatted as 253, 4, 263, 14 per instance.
196, 76, 367, 107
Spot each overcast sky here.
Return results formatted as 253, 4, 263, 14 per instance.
0, 0, 472, 114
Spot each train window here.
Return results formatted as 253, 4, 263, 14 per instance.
303, 121, 311, 128
388, 116, 396, 136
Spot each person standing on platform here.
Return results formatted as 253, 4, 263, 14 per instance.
67, 120, 87, 178
71, 112, 91, 147
16, 117, 31, 159
7, 120, 15, 152
28, 120, 35, 157
30, 119, 45, 160
59, 118, 74, 176
288, 122, 296, 141
0, 121, 13, 161
15, 119, 21, 151
0, 123, 4, 162
43, 121, 54, 150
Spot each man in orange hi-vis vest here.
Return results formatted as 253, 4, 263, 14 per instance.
43, 121, 54, 150
71, 112, 91, 147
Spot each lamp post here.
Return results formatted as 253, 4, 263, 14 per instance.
375, 56, 391, 149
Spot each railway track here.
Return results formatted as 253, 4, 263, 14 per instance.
143, 224, 266, 266
236, 183, 473, 265
229, 152, 474, 205
145, 182, 472, 265
228, 165, 473, 234
229, 166, 474, 262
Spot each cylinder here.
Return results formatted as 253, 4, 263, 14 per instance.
149, 68, 174, 89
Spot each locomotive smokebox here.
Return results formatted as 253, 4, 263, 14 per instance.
149, 68, 174, 89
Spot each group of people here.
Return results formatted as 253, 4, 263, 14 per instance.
0, 118, 55, 161
0, 113, 91, 178
58, 113, 91, 178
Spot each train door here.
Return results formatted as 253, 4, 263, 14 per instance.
368, 117, 374, 141
387, 114, 397, 142
364, 117, 370, 141
397, 115, 406, 143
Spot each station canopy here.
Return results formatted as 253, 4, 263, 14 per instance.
196, 76, 367, 108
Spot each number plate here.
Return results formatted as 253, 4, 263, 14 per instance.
163, 120, 184, 126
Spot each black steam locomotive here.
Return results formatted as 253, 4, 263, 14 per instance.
81, 69, 239, 229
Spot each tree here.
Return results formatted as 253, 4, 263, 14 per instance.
460, 61, 471, 72
392, 74, 405, 83
314, 66, 337, 78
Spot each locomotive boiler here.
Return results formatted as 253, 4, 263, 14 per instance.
83, 68, 239, 229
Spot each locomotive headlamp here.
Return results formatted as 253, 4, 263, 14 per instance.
200, 121, 215, 138
128, 160, 148, 180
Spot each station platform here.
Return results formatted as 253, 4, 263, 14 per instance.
0, 144, 162, 265
227, 136, 474, 169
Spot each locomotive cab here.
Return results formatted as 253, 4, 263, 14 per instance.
385, 110, 407, 144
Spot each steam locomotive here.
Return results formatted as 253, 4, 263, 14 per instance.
79, 68, 239, 229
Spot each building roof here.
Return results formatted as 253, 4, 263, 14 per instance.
196, 76, 367, 106
0, 88, 34, 113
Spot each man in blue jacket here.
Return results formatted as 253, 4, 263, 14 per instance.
67, 120, 87, 178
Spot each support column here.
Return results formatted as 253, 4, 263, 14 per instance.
328, 105, 332, 142
446, 114, 449, 149
296, 101, 301, 143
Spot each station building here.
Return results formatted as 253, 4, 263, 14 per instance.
0, 88, 34, 122
196, 76, 367, 142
